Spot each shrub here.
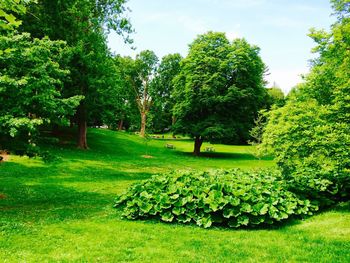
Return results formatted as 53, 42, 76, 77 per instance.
259, 2, 350, 206
115, 169, 318, 228
260, 99, 350, 206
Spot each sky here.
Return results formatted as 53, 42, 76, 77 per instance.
108, 0, 335, 94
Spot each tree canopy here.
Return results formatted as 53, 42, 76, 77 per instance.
173, 31, 268, 155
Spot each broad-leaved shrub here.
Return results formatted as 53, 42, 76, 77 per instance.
115, 169, 318, 228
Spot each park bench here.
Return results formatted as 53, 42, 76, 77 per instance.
205, 146, 215, 152
165, 143, 175, 149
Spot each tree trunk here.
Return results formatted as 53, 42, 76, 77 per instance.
52, 124, 60, 136
77, 120, 88, 149
69, 117, 75, 128
118, 119, 124, 131
76, 104, 88, 149
193, 136, 203, 156
140, 111, 147, 137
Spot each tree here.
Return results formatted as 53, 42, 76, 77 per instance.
0, 1, 82, 154
116, 51, 159, 137
134, 50, 158, 137
173, 32, 267, 155
260, 0, 350, 204
266, 84, 285, 107
149, 53, 182, 133
113, 55, 140, 130
20, 0, 132, 148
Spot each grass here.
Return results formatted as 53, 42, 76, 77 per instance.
0, 128, 349, 262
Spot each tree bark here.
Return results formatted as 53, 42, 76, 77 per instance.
118, 119, 124, 131
76, 103, 88, 149
140, 111, 147, 137
193, 136, 203, 156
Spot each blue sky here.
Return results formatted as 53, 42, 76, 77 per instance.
108, 0, 335, 93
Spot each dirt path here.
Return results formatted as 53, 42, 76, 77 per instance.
0, 151, 10, 162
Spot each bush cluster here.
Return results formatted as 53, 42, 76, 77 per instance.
115, 169, 318, 228
260, 99, 350, 206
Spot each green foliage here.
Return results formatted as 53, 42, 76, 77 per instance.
149, 53, 182, 133
248, 111, 267, 146
0, 0, 32, 32
0, 33, 82, 153
260, 98, 350, 205
266, 85, 285, 107
115, 51, 160, 136
115, 169, 317, 228
20, 0, 132, 148
260, 1, 350, 205
173, 32, 268, 153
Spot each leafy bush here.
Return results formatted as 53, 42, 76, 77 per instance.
115, 169, 318, 228
260, 98, 350, 206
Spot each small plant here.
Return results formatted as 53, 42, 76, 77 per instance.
115, 169, 318, 228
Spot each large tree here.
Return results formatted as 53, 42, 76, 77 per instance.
173, 32, 267, 155
0, 1, 81, 154
260, 0, 350, 204
20, 0, 132, 148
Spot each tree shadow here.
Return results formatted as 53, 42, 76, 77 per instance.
174, 151, 260, 161
0, 163, 155, 229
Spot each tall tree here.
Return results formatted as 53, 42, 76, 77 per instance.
116, 51, 159, 137
134, 50, 158, 137
149, 53, 182, 133
260, 0, 350, 204
173, 32, 267, 155
113, 55, 140, 131
20, 0, 132, 148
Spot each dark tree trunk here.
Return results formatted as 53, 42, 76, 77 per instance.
52, 124, 60, 136
118, 119, 124, 131
69, 117, 75, 128
193, 136, 203, 156
76, 103, 88, 149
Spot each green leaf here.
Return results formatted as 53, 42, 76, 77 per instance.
237, 215, 249, 226
161, 212, 174, 222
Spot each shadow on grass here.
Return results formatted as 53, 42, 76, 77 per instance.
325, 200, 350, 213
0, 161, 151, 209
113, 209, 310, 233
174, 151, 260, 160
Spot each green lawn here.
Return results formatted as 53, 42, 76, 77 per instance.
0, 129, 349, 262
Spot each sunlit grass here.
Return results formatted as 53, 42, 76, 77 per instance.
0, 128, 349, 262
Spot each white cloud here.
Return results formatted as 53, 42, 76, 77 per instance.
266, 68, 309, 94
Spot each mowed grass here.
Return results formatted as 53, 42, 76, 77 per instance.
0, 128, 349, 262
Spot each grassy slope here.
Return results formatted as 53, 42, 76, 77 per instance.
0, 129, 349, 262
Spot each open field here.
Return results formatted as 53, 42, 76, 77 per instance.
0, 129, 349, 262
